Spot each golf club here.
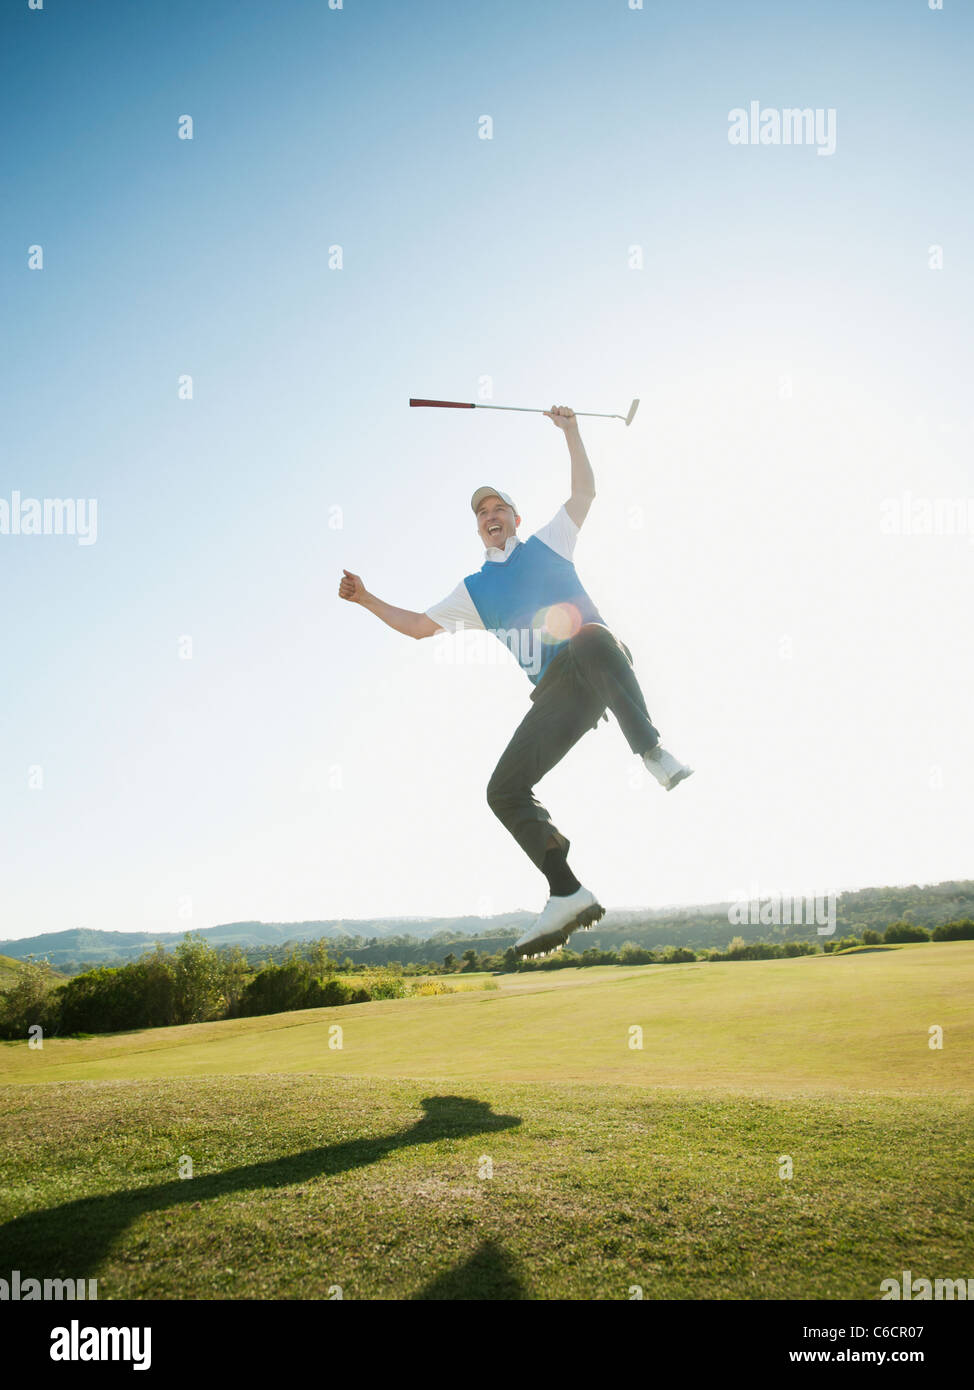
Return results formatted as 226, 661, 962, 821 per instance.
410, 397, 640, 427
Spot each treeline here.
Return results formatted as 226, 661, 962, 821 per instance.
35, 918, 907, 975
2, 921, 971, 1041
504, 926, 942, 972
328, 899, 974, 967
0, 938, 422, 1041
21, 879, 974, 976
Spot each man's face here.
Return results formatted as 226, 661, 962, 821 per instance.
476, 495, 520, 550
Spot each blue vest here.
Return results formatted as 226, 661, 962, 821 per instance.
464, 536, 606, 686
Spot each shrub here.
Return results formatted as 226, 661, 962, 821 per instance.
358, 970, 408, 1000
619, 943, 660, 964
123, 947, 179, 1026
57, 965, 153, 1034
725, 940, 780, 961
931, 919, 974, 941
54, 937, 254, 1033
711, 940, 820, 961
884, 921, 931, 944
317, 978, 353, 1006
577, 948, 618, 967
238, 959, 318, 1017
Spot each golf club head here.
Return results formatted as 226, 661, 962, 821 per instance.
624, 398, 640, 427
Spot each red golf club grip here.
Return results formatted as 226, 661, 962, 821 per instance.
409, 398, 475, 409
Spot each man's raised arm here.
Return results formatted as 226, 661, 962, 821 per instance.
338, 569, 441, 639
545, 404, 596, 528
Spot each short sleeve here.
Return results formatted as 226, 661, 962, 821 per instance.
531, 504, 579, 562
424, 580, 484, 634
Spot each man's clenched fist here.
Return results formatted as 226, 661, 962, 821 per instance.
339, 568, 367, 603
544, 404, 578, 432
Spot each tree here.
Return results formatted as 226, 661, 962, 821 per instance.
218, 946, 253, 1016
171, 935, 227, 1024
308, 937, 337, 978
0, 959, 59, 1040
238, 959, 316, 1017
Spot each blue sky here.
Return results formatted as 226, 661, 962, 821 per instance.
2, 0, 972, 939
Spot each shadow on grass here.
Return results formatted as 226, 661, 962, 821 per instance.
412, 1238, 526, 1300
0, 1095, 521, 1280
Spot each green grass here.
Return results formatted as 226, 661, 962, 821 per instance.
3, 944, 970, 1093
0, 1076, 969, 1300
1, 944, 972, 1299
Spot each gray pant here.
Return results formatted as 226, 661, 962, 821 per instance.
486, 623, 660, 871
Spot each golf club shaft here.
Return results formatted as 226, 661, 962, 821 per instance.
409, 398, 634, 422
478, 404, 626, 420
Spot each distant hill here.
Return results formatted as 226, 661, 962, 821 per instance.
0, 916, 538, 972
3, 879, 973, 974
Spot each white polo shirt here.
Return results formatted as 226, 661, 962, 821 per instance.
425, 504, 581, 633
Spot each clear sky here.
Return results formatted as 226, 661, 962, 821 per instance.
2, 0, 972, 940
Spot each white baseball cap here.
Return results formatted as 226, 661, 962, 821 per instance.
471, 486, 518, 516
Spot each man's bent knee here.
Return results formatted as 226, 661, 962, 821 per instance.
487, 776, 518, 815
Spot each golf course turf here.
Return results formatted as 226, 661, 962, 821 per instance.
2, 945, 971, 1299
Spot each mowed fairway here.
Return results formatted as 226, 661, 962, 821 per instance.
1, 945, 972, 1299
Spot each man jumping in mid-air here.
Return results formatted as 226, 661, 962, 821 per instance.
338, 405, 693, 957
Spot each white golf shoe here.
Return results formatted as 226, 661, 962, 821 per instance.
642, 745, 694, 791
515, 885, 605, 959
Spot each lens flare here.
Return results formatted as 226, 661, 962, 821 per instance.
535, 602, 582, 644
